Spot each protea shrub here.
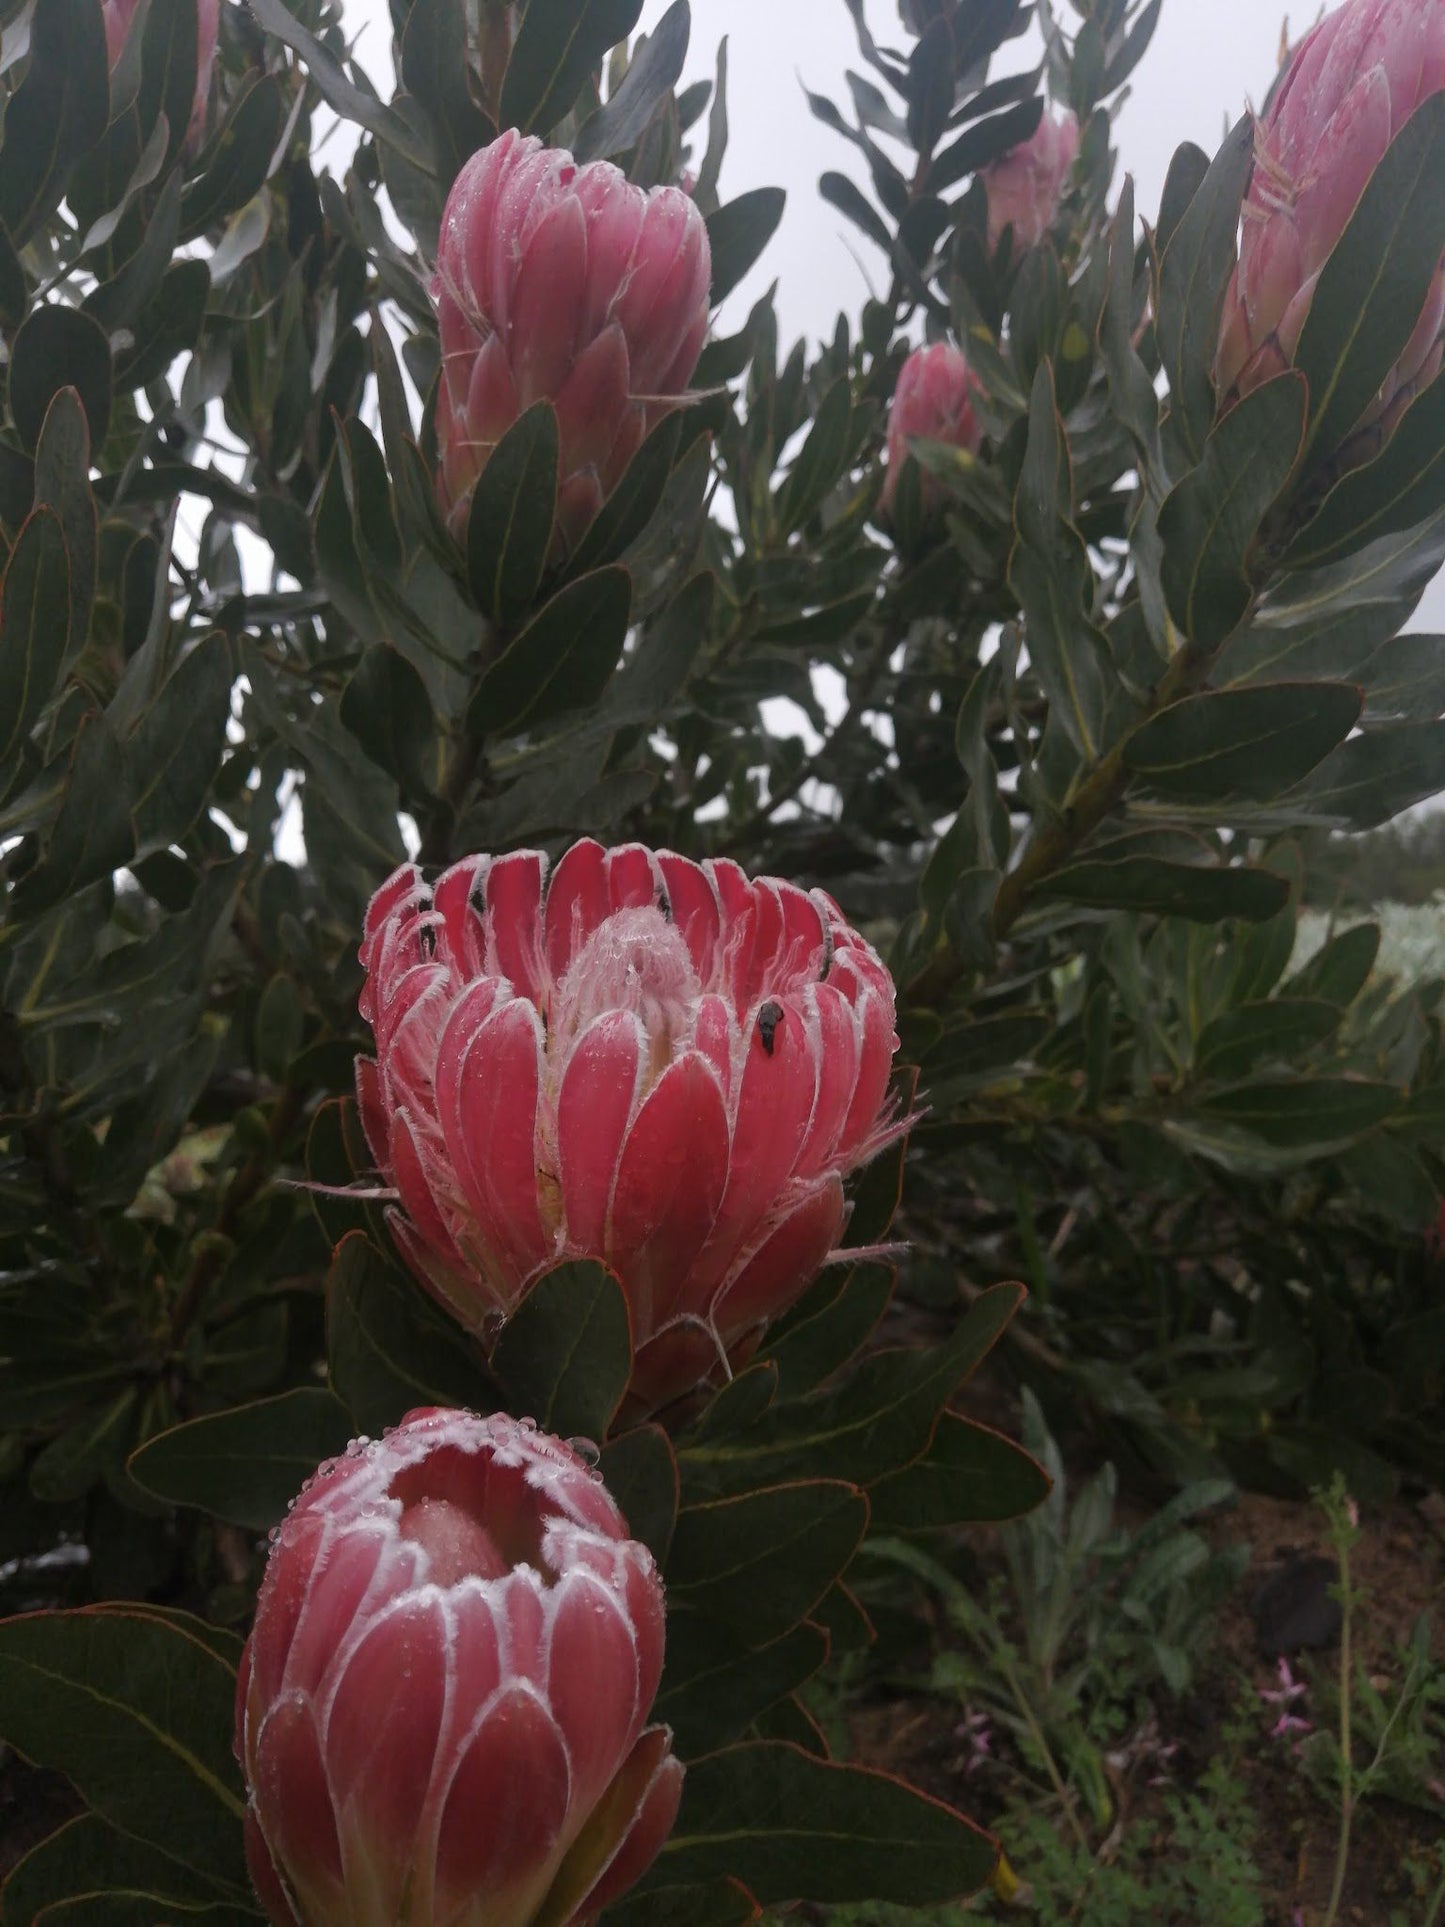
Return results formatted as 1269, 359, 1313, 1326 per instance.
880, 341, 985, 521
356, 839, 905, 1413
982, 107, 1080, 254
432, 129, 712, 556
1215, 0, 1445, 451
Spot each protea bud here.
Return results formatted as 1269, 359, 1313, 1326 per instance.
357, 839, 903, 1413
101, 0, 220, 146
1215, 0, 1445, 445
982, 108, 1080, 254
236, 1407, 681, 1927
880, 342, 984, 520
432, 130, 712, 555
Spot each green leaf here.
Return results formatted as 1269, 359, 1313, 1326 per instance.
499, 0, 644, 136
28, 1388, 138, 1503
651, 1741, 996, 1904
606, 1884, 756, 1927
126, 633, 234, 855
568, 412, 684, 578
758, 1264, 894, 1402
1, 1813, 255, 1926
1157, 374, 1308, 645
819, 170, 893, 256
574, 0, 691, 161
1196, 1077, 1398, 1147
1293, 93, 1445, 466
465, 401, 560, 624
127, 1388, 355, 1530
1194, 998, 1343, 1081
1037, 856, 1290, 922
603, 568, 714, 721
1156, 114, 1253, 463
340, 643, 439, 797
1359, 632, 1445, 721
598, 1424, 678, 1566
9, 306, 113, 455
1286, 368, 1445, 570
657, 1618, 828, 1759
1284, 923, 1379, 1007
138, 0, 200, 163
246, 0, 436, 169
668, 1481, 868, 1649
1124, 680, 1360, 801
707, 188, 786, 305
180, 75, 285, 238
0, 1608, 248, 1891
326, 1232, 489, 1434
0, 0, 109, 245
776, 376, 853, 535
400, 0, 493, 186
928, 95, 1042, 194
114, 259, 210, 388
32, 388, 97, 665
678, 1282, 1024, 1498
868, 1413, 1051, 1530
470, 565, 633, 736
11, 713, 135, 918
1008, 361, 1111, 760
1287, 718, 1445, 828
492, 1259, 633, 1441
0, 509, 72, 770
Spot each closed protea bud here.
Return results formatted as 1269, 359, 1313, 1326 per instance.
880, 342, 984, 521
102, 0, 220, 145
357, 839, 904, 1413
432, 130, 712, 556
1216, 0, 1445, 446
236, 1407, 681, 1927
982, 108, 1080, 254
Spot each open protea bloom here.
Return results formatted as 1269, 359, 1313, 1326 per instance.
880, 342, 985, 521
1216, 0, 1445, 444
102, 0, 220, 145
432, 130, 712, 555
982, 108, 1080, 255
357, 839, 903, 1412
236, 1407, 680, 1927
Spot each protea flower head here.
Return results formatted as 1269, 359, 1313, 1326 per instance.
880, 341, 985, 521
357, 839, 904, 1413
102, 0, 220, 145
982, 108, 1080, 254
1215, 0, 1445, 444
431, 129, 712, 556
236, 1407, 681, 1927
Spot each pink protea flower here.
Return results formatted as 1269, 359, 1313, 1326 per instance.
879, 342, 985, 521
357, 839, 903, 1413
982, 108, 1080, 254
236, 1407, 681, 1927
431, 130, 712, 556
1216, 0, 1445, 443
102, 0, 220, 146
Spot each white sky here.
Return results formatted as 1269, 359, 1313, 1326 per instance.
337, 0, 1444, 630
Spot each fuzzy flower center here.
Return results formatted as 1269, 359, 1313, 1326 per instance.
549, 906, 701, 1086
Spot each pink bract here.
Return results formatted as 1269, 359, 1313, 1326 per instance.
880, 342, 985, 521
236, 1407, 681, 1927
1215, 0, 1445, 444
357, 839, 904, 1413
982, 108, 1080, 255
101, 0, 220, 147
431, 129, 712, 556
